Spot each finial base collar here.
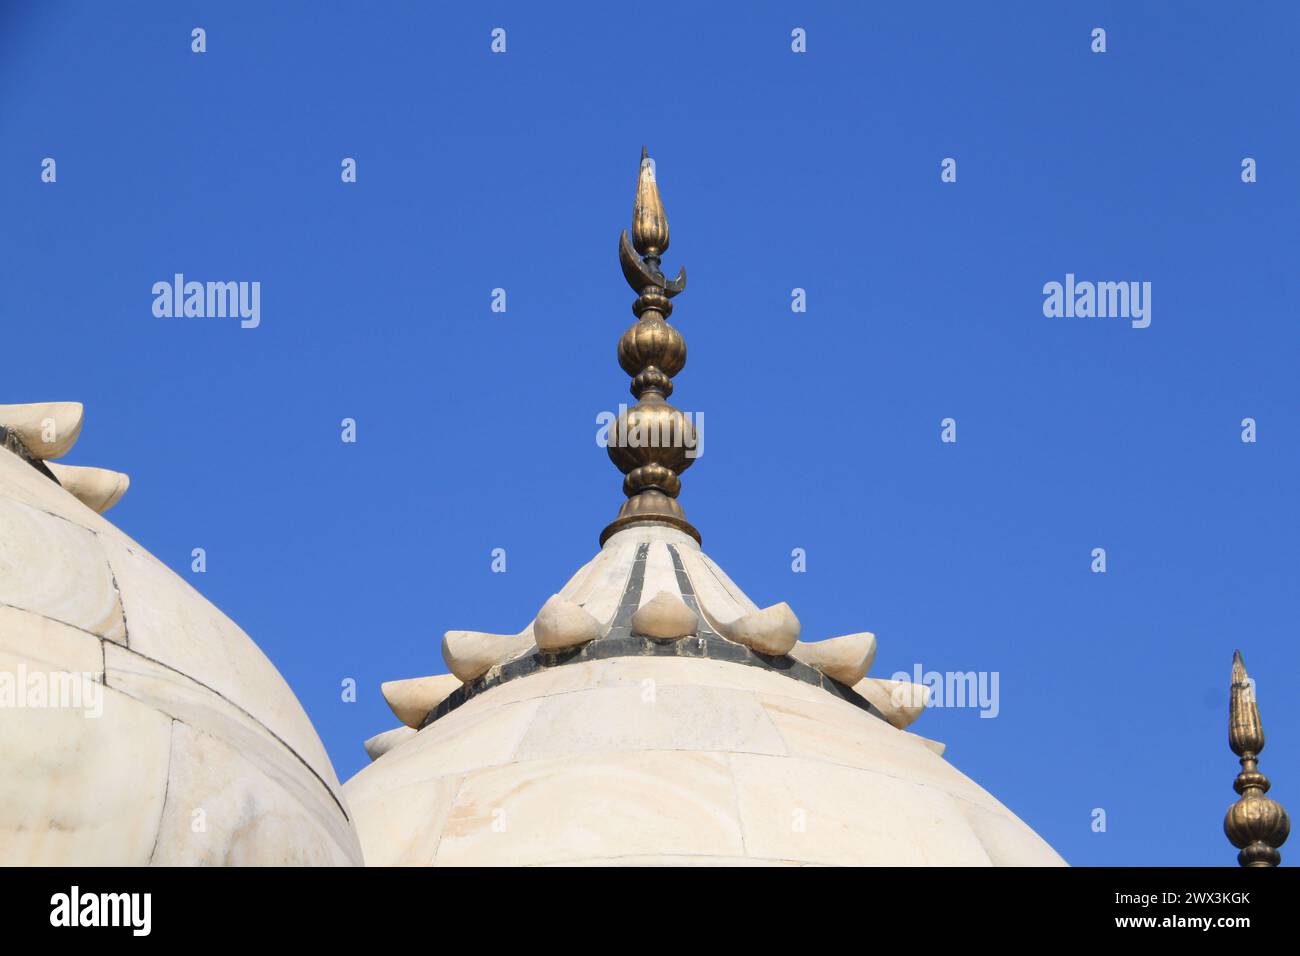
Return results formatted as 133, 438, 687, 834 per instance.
599, 491, 700, 546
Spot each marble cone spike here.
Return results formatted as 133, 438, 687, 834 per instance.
382, 674, 462, 728
534, 596, 602, 651
364, 726, 417, 762
46, 462, 130, 514
789, 633, 877, 686
853, 677, 930, 730
442, 628, 536, 682
631, 590, 699, 640
0, 402, 84, 460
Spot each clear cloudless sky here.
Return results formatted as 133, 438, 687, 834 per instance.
3, 1, 1297, 866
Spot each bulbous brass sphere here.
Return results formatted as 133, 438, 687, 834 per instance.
618, 317, 685, 380
605, 401, 698, 478
1225, 790, 1290, 866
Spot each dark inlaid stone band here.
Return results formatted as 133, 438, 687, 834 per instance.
420, 540, 886, 728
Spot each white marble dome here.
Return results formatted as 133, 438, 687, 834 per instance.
346, 526, 1065, 866
0, 404, 362, 865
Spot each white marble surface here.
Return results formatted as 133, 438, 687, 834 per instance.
99, 535, 342, 797
0, 443, 362, 866
150, 722, 357, 866
0, 496, 126, 642
346, 655, 1066, 866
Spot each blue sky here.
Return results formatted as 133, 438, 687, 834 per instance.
3, 1, 1297, 866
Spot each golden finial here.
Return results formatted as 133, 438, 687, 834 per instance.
1224, 650, 1290, 866
600, 148, 699, 546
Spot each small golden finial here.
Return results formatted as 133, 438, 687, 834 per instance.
1224, 650, 1290, 866
600, 148, 699, 546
